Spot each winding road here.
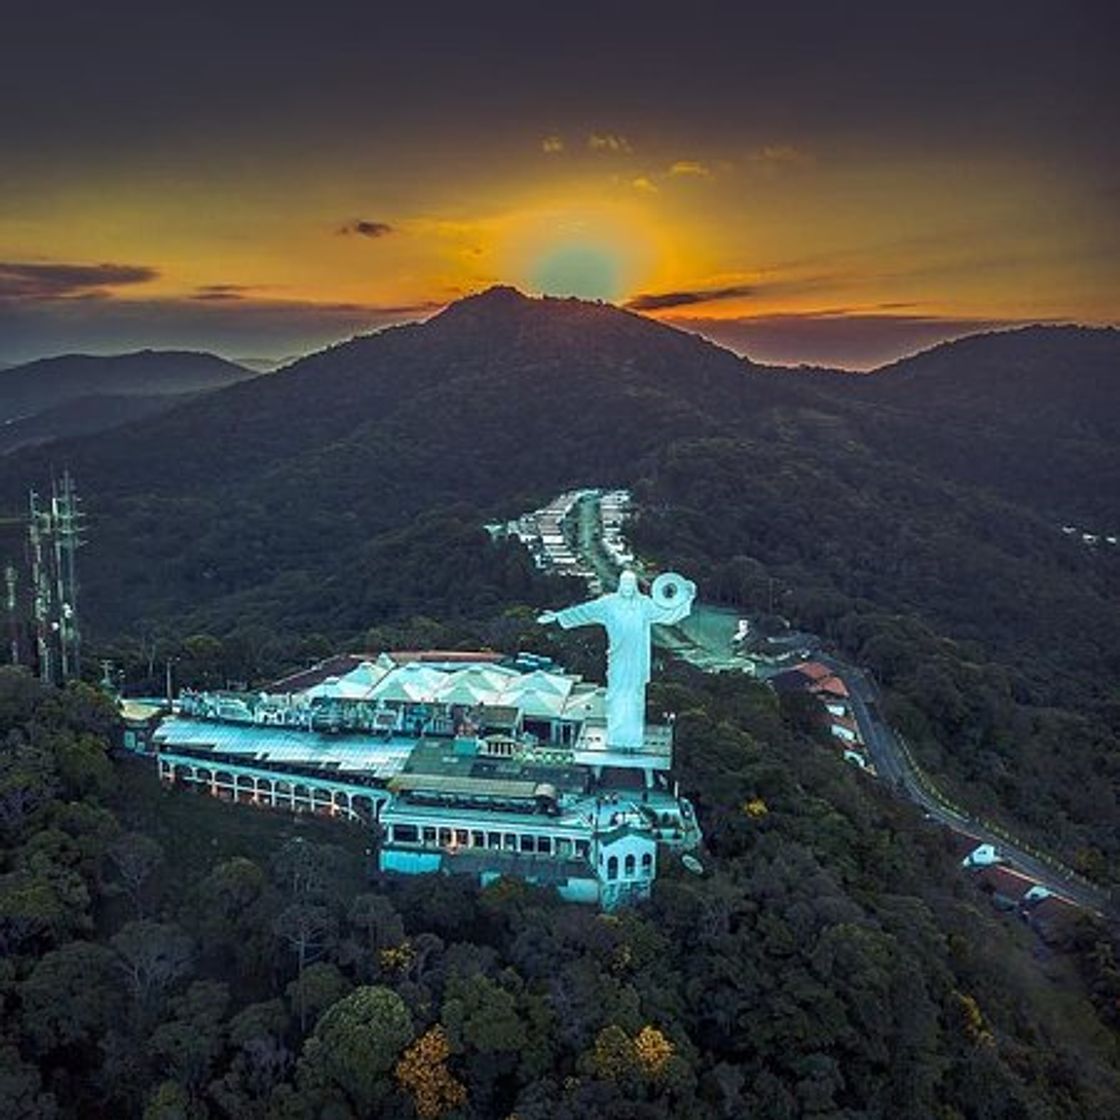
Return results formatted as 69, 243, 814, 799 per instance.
564, 491, 1116, 919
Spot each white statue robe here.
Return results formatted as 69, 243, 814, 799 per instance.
552, 588, 693, 748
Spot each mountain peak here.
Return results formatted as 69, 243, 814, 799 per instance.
470, 284, 531, 304
434, 285, 533, 320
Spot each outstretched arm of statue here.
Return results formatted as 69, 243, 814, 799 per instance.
538, 597, 610, 630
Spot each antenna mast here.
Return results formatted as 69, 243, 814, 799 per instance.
51, 471, 84, 681
28, 490, 54, 684
26, 473, 85, 684
4, 563, 17, 666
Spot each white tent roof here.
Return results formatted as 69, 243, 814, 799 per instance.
294, 657, 588, 721
503, 669, 572, 697
342, 660, 389, 689
370, 663, 450, 703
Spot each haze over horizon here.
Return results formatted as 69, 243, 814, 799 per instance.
2, 2, 1117, 369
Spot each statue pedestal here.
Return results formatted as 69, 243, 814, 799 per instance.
572, 720, 673, 788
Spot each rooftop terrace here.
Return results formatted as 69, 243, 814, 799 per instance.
152, 717, 414, 781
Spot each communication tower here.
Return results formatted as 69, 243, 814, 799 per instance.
26, 472, 85, 684
4, 563, 17, 665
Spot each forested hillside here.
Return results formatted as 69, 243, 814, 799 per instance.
0, 291, 1116, 888
2, 292, 1119, 1114
2, 670, 1118, 1118
0, 351, 254, 451
817, 325, 1120, 524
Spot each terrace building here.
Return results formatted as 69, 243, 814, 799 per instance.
149, 650, 700, 908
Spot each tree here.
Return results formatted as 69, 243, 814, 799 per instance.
54, 732, 114, 801
106, 832, 164, 919
286, 961, 350, 1033
274, 902, 337, 990
271, 838, 352, 905
191, 856, 276, 981
147, 980, 230, 1091
0, 862, 91, 955
347, 892, 405, 952
0, 739, 57, 839
209, 1000, 294, 1118
296, 986, 413, 1114
20, 941, 122, 1054
395, 1026, 467, 1119
111, 920, 193, 1017
0, 1044, 57, 1120
441, 972, 523, 1054
142, 1079, 205, 1120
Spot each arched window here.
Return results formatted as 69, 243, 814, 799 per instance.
641, 852, 653, 874
607, 856, 619, 881
624, 854, 636, 878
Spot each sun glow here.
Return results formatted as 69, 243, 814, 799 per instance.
495, 196, 673, 303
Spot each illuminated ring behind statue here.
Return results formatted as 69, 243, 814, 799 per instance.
651, 572, 689, 609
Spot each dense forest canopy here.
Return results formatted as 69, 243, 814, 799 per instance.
1, 291, 1118, 1113
1, 670, 1118, 1118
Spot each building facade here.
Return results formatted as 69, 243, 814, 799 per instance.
147, 651, 700, 908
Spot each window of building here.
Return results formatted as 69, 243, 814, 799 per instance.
487, 832, 501, 849
577, 841, 590, 859
504, 834, 517, 850
471, 830, 485, 848
624, 854, 636, 878
556, 838, 572, 857
439, 828, 452, 846
394, 824, 419, 844
520, 835, 534, 853
641, 852, 653, 874
537, 837, 552, 855
455, 829, 468, 846
607, 856, 618, 881
422, 826, 437, 845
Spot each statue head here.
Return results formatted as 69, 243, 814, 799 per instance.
618, 570, 639, 598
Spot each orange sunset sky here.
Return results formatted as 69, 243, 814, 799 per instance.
2, 2, 1117, 368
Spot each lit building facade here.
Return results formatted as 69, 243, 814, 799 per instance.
149, 651, 700, 908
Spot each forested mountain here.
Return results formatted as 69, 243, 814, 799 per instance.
810, 325, 1120, 524
0, 350, 254, 451
1, 295, 1118, 867
0, 392, 215, 455
1, 293, 1119, 1115
0, 288, 809, 636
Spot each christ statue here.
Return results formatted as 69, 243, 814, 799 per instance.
538, 570, 696, 749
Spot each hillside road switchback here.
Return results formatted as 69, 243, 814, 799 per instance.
569, 492, 1116, 920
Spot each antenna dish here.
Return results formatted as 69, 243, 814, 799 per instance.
651, 572, 689, 609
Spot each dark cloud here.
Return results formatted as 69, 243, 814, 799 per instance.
191, 284, 253, 302
0, 261, 158, 301
624, 285, 757, 312
667, 311, 1029, 371
337, 220, 395, 239
0, 293, 445, 366
624, 276, 841, 312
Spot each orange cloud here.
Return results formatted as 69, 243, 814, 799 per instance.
747, 145, 814, 172
588, 133, 632, 153
669, 160, 711, 177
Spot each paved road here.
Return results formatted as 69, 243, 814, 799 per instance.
821, 655, 1114, 917
564, 493, 1116, 919
573, 494, 615, 592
